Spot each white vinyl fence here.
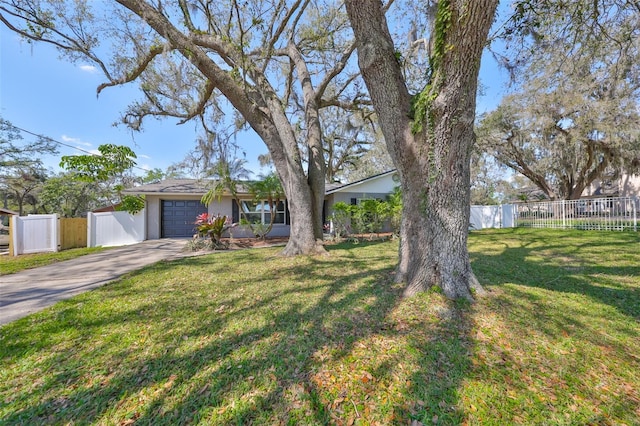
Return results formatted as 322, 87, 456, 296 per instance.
11, 214, 58, 255
470, 205, 516, 230
87, 210, 146, 247
514, 197, 638, 231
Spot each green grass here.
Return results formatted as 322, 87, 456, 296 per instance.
0, 229, 638, 425
0, 246, 106, 275
516, 219, 637, 231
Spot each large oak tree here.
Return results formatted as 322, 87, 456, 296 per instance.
345, 0, 498, 299
0, 0, 363, 255
478, 0, 640, 200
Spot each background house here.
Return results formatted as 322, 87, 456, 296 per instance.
124, 170, 399, 240
583, 173, 640, 198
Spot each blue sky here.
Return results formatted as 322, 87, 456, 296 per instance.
1, 22, 508, 179
0, 24, 271, 176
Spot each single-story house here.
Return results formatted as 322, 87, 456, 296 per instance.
123, 170, 399, 240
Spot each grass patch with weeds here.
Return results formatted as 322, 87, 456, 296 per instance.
0, 229, 638, 424
0, 247, 105, 275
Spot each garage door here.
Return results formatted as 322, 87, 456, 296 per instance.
161, 200, 208, 237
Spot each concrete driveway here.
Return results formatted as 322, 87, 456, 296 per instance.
0, 239, 192, 326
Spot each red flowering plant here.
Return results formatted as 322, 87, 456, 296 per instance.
194, 213, 236, 249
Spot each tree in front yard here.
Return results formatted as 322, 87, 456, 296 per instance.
0, 0, 369, 256
477, 0, 640, 200
345, 0, 498, 299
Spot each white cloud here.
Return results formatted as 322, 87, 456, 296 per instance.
61, 134, 92, 147
61, 135, 80, 143
79, 64, 97, 73
138, 154, 151, 159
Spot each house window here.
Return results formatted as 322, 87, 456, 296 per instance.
238, 200, 286, 225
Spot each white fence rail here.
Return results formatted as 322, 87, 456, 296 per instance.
514, 197, 638, 231
87, 210, 146, 247
11, 214, 58, 255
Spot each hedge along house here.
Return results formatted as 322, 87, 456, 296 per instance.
123, 170, 399, 240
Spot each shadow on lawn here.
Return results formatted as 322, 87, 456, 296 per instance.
469, 230, 639, 368
470, 237, 640, 321
1, 241, 474, 425
467, 230, 640, 423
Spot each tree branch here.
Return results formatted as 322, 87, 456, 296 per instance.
177, 80, 216, 125
0, 5, 113, 79
97, 45, 165, 96
315, 40, 358, 100
178, 0, 196, 32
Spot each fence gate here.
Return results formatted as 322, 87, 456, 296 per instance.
87, 210, 145, 247
502, 204, 516, 228
470, 205, 503, 229
11, 214, 58, 255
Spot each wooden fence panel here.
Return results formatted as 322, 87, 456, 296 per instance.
60, 217, 87, 250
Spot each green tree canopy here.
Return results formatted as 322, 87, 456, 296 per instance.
479, 0, 640, 200
60, 144, 144, 213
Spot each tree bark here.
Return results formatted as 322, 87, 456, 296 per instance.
345, 0, 497, 300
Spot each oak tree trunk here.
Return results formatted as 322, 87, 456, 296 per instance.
346, 0, 497, 299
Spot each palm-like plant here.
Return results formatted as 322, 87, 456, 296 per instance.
201, 158, 252, 207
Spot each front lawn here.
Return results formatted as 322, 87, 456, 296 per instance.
0, 229, 638, 424
0, 246, 105, 275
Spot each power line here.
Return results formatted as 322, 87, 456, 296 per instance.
9, 123, 151, 174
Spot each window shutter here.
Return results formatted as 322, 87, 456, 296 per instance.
350, 198, 357, 205
232, 200, 239, 223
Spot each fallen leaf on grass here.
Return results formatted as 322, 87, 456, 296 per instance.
361, 371, 373, 383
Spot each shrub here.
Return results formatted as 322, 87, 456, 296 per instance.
331, 202, 352, 237
194, 213, 236, 250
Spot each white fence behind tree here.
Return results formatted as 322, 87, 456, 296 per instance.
87, 210, 146, 247
470, 205, 501, 229
469, 204, 516, 230
514, 197, 638, 231
11, 214, 58, 255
